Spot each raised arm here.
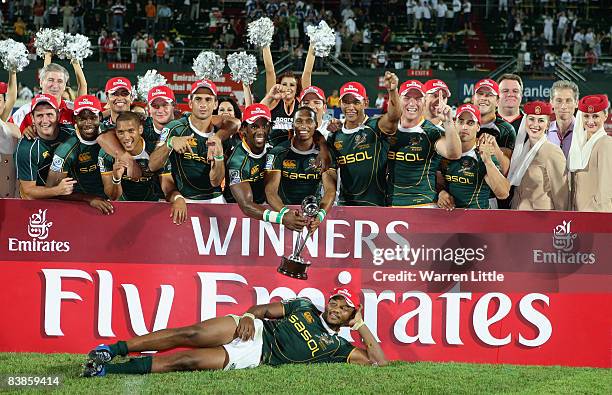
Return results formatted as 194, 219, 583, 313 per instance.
377, 71, 400, 134
243, 83, 253, 106
44, 52, 52, 67
1, 71, 17, 121
71, 59, 88, 97
301, 44, 315, 89
263, 45, 276, 94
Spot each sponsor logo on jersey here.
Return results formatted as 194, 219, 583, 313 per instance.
251, 165, 260, 176
42, 151, 50, 158
334, 140, 343, 150
303, 311, 315, 324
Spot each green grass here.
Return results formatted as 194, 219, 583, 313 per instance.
0, 353, 609, 394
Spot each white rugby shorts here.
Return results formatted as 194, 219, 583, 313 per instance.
222, 315, 264, 370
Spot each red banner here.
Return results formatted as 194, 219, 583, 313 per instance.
0, 200, 610, 367
107, 63, 135, 71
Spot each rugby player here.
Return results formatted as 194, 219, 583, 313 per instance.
14, 94, 75, 199
326, 75, 400, 206
298, 85, 336, 138
422, 79, 451, 130
46, 95, 114, 215
508, 101, 568, 210
265, 106, 337, 232
548, 80, 579, 158
148, 79, 241, 203
227, 103, 307, 232
472, 78, 516, 175
568, 94, 612, 212
437, 104, 510, 210
98, 111, 187, 224
145, 85, 177, 146
83, 287, 387, 377
497, 74, 524, 132
387, 80, 462, 207
261, 44, 314, 146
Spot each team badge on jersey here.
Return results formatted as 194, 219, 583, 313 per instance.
306, 158, 318, 171
459, 159, 473, 174
334, 140, 343, 150
410, 135, 422, 146
353, 132, 366, 149
159, 127, 170, 143
78, 152, 92, 162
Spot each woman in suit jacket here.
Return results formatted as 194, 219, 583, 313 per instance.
508, 101, 569, 210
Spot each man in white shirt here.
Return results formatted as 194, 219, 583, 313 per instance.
408, 43, 422, 69
436, 2, 447, 34
406, 0, 416, 32
556, 11, 568, 46
573, 28, 585, 57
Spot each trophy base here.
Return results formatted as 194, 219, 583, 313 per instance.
277, 256, 311, 280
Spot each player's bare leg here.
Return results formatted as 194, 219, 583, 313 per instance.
150, 347, 228, 373
126, 316, 238, 352
86, 316, 238, 367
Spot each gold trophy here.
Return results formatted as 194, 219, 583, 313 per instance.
277, 196, 319, 280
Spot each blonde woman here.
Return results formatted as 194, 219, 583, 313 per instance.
509, 101, 569, 210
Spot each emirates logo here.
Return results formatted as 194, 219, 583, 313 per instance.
535, 106, 542, 115
344, 85, 358, 92
588, 105, 594, 113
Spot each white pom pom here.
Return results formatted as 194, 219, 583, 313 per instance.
227, 52, 258, 85
192, 51, 225, 80
307, 21, 336, 57
136, 70, 168, 101
34, 29, 65, 58
58, 33, 93, 65
247, 17, 275, 48
0, 39, 30, 72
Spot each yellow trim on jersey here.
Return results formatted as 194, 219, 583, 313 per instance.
100, 171, 113, 175
346, 346, 359, 363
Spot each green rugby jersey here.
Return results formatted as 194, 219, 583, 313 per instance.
327, 118, 389, 206
14, 126, 74, 187
261, 298, 356, 366
99, 115, 116, 134
441, 148, 501, 209
50, 135, 105, 197
225, 140, 267, 204
158, 117, 222, 200
265, 140, 327, 205
477, 115, 516, 150
387, 119, 443, 206
98, 138, 169, 201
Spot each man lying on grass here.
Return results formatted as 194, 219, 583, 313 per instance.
83, 287, 387, 376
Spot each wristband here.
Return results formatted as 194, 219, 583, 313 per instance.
213, 154, 224, 161
263, 209, 284, 224
351, 319, 365, 331
241, 312, 255, 321
173, 194, 185, 202
166, 136, 174, 149
316, 208, 326, 222
112, 176, 121, 184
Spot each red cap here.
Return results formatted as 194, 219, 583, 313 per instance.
423, 79, 451, 97
474, 79, 500, 96
0, 82, 7, 94
190, 79, 218, 96
148, 85, 175, 104
456, 103, 481, 123
299, 85, 326, 102
578, 94, 609, 113
523, 101, 553, 116
105, 77, 132, 94
243, 103, 271, 124
329, 287, 360, 309
339, 82, 367, 101
399, 80, 425, 97
74, 95, 103, 115
31, 94, 59, 110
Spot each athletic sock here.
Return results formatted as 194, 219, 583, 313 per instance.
108, 341, 129, 357
106, 356, 153, 375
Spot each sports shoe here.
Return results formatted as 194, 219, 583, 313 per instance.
87, 344, 114, 364
81, 360, 106, 377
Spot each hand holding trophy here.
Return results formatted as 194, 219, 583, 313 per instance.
277, 195, 320, 280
